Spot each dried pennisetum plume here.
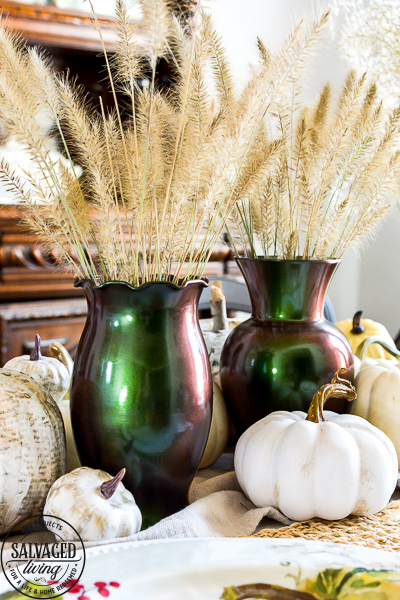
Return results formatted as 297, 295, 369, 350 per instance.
230, 73, 400, 261
0, 1, 329, 286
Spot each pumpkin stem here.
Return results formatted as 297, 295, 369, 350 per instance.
49, 342, 74, 377
351, 310, 365, 334
355, 335, 400, 361
306, 369, 356, 423
101, 468, 126, 499
210, 281, 229, 332
221, 583, 316, 599
30, 334, 42, 361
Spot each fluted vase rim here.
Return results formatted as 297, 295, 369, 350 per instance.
235, 256, 340, 265
74, 276, 210, 291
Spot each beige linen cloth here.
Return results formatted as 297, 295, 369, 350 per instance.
121, 470, 291, 542
0, 470, 291, 571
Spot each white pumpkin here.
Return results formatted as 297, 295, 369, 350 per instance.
235, 370, 398, 522
44, 467, 142, 541
0, 369, 65, 534
199, 382, 229, 469
351, 336, 400, 463
4, 335, 72, 403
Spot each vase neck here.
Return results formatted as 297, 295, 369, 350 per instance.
236, 258, 339, 321
76, 279, 207, 315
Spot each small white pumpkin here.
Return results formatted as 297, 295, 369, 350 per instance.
0, 369, 65, 534
199, 382, 229, 469
44, 467, 142, 541
235, 370, 398, 522
351, 336, 400, 463
4, 335, 72, 403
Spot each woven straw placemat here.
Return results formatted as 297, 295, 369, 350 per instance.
252, 501, 400, 553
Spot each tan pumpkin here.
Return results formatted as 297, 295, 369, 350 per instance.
0, 369, 65, 534
199, 382, 229, 469
4, 335, 72, 402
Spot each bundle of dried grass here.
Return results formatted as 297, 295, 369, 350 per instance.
230, 74, 400, 260
0, 1, 328, 285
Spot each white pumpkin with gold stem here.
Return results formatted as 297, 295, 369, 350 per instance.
44, 467, 142, 541
235, 370, 397, 521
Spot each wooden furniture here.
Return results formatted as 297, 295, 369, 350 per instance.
0, 207, 79, 302
0, 205, 87, 363
0, 297, 87, 363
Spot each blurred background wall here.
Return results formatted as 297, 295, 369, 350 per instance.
209, 0, 400, 335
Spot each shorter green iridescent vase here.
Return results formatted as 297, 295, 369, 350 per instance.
70, 278, 212, 528
220, 258, 353, 438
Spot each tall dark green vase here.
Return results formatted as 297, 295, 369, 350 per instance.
220, 258, 353, 438
70, 278, 212, 528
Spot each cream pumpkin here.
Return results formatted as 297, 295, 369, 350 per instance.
0, 369, 65, 534
351, 336, 400, 463
235, 370, 397, 522
4, 335, 72, 402
199, 382, 229, 469
44, 467, 142, 541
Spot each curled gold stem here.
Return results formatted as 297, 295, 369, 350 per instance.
306, 369, 356, 423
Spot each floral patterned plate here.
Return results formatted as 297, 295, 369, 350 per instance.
1, 538, 400, 599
